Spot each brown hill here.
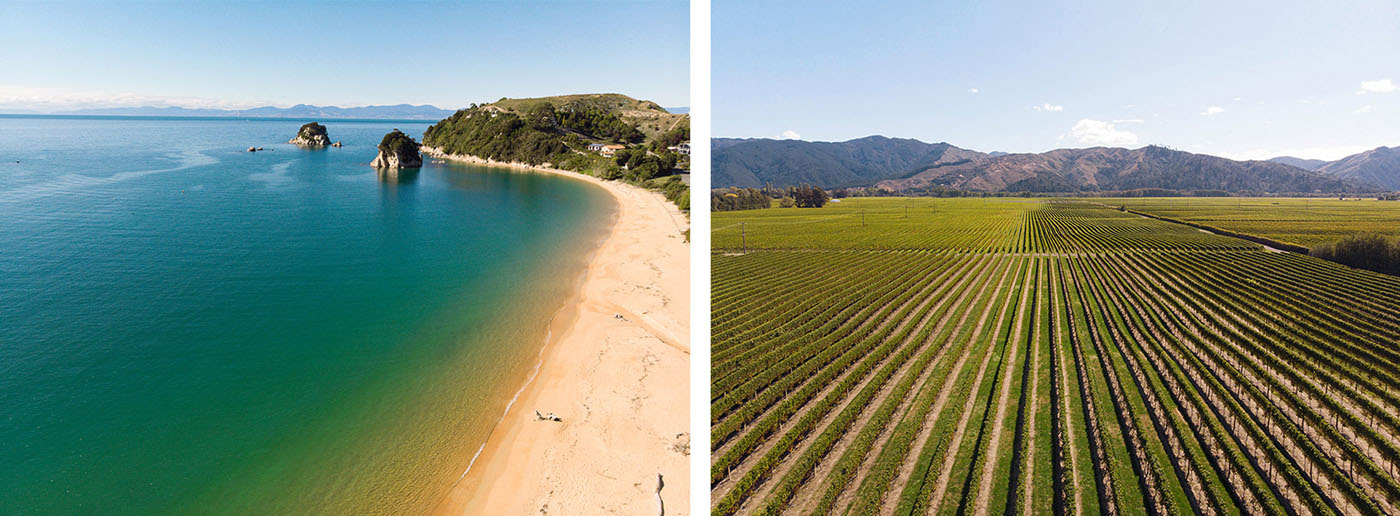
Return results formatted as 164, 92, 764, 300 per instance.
1316, 146, 1400, 190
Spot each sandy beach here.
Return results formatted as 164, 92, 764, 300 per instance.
425, 148, 691, 515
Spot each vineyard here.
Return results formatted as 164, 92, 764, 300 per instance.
1101, 197, 1400, 248
711, 197, 1400, 516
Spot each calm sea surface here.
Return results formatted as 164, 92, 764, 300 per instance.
0, 115, 614, 514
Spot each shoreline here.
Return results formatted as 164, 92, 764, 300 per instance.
426, 147, 691, 514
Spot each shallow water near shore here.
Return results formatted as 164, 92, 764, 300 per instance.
0, 115, 613, 514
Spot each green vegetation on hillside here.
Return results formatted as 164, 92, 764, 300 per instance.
650, 123, 689, 152
555, 106, 644, 143
488, 93, 686, 141
715, 136, 1375, 194
423, 95, 690, 212
377, 129, 420, 156
713, 136, 969, 189
424, 106, 569, 165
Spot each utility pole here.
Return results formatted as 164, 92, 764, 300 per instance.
741, 222, 746, 253
861, 210, 866, 228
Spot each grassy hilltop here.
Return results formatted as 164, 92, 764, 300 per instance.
487, 93, 687, 141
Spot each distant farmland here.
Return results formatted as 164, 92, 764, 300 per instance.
711, 197, 1400, 516
1103, 197, 1400, 248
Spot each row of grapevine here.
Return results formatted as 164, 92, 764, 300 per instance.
711, 198, 1400, 516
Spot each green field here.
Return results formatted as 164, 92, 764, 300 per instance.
711, 197, 1400, 516
1100, 197, 1400, 248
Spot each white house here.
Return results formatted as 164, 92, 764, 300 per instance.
601, 144, 625, 158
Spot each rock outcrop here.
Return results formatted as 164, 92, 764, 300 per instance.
289, 122, 332, 147
371, 129, 423, 169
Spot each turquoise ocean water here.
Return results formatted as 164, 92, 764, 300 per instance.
0, 115, 614, 514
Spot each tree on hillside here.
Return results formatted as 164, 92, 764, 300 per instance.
526, 102, 557, 131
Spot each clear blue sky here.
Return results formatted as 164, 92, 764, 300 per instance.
0, 0, 688, 111
716, 0, 1400, 160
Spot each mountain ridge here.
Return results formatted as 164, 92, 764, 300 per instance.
1316, 146, 1400, 190
3, 103, 458, 120
713, 135, 987, 188
713, 135, 1394, 194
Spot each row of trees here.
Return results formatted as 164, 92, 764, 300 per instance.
1311, 234, 1400, 276
712, 187, 771, 211
787, 184, 830, 207
711, 184, 830, 211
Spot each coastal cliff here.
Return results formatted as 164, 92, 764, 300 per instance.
371, 129, 423, 169
289, 122, 332, 146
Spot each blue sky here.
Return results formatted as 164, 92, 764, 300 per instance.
716, 0, 1400, 160
0, 0, 688, 111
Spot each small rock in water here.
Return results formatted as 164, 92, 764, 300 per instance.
247, 147, 256, 152
289, 122, 332, 147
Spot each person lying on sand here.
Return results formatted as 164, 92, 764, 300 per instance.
534, 410, 562, 422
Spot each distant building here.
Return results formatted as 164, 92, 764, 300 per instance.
668, 141, 691, 155
601, 144, 626, 158
587, 143, 627, 157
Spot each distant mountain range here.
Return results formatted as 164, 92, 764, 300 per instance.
714, 136, 1398, 193
4, 103, 458, 120
1309, 146, 1400, 190
713, 136, 984, 188
1266, 156, 1328, 171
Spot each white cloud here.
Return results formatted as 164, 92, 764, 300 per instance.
1357, 79, 1397, 94
968, 88, 979, 94
1201, 106, 1224, 116
1032, 103, 1064, 112
780, 129, 801, 140
1069, 119, 1138, 146
1355, 105, 1374, 113
1112, 119, 1144, 124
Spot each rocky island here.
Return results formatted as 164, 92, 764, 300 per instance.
371, 129, 423, 169
289, 122, 332, 147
